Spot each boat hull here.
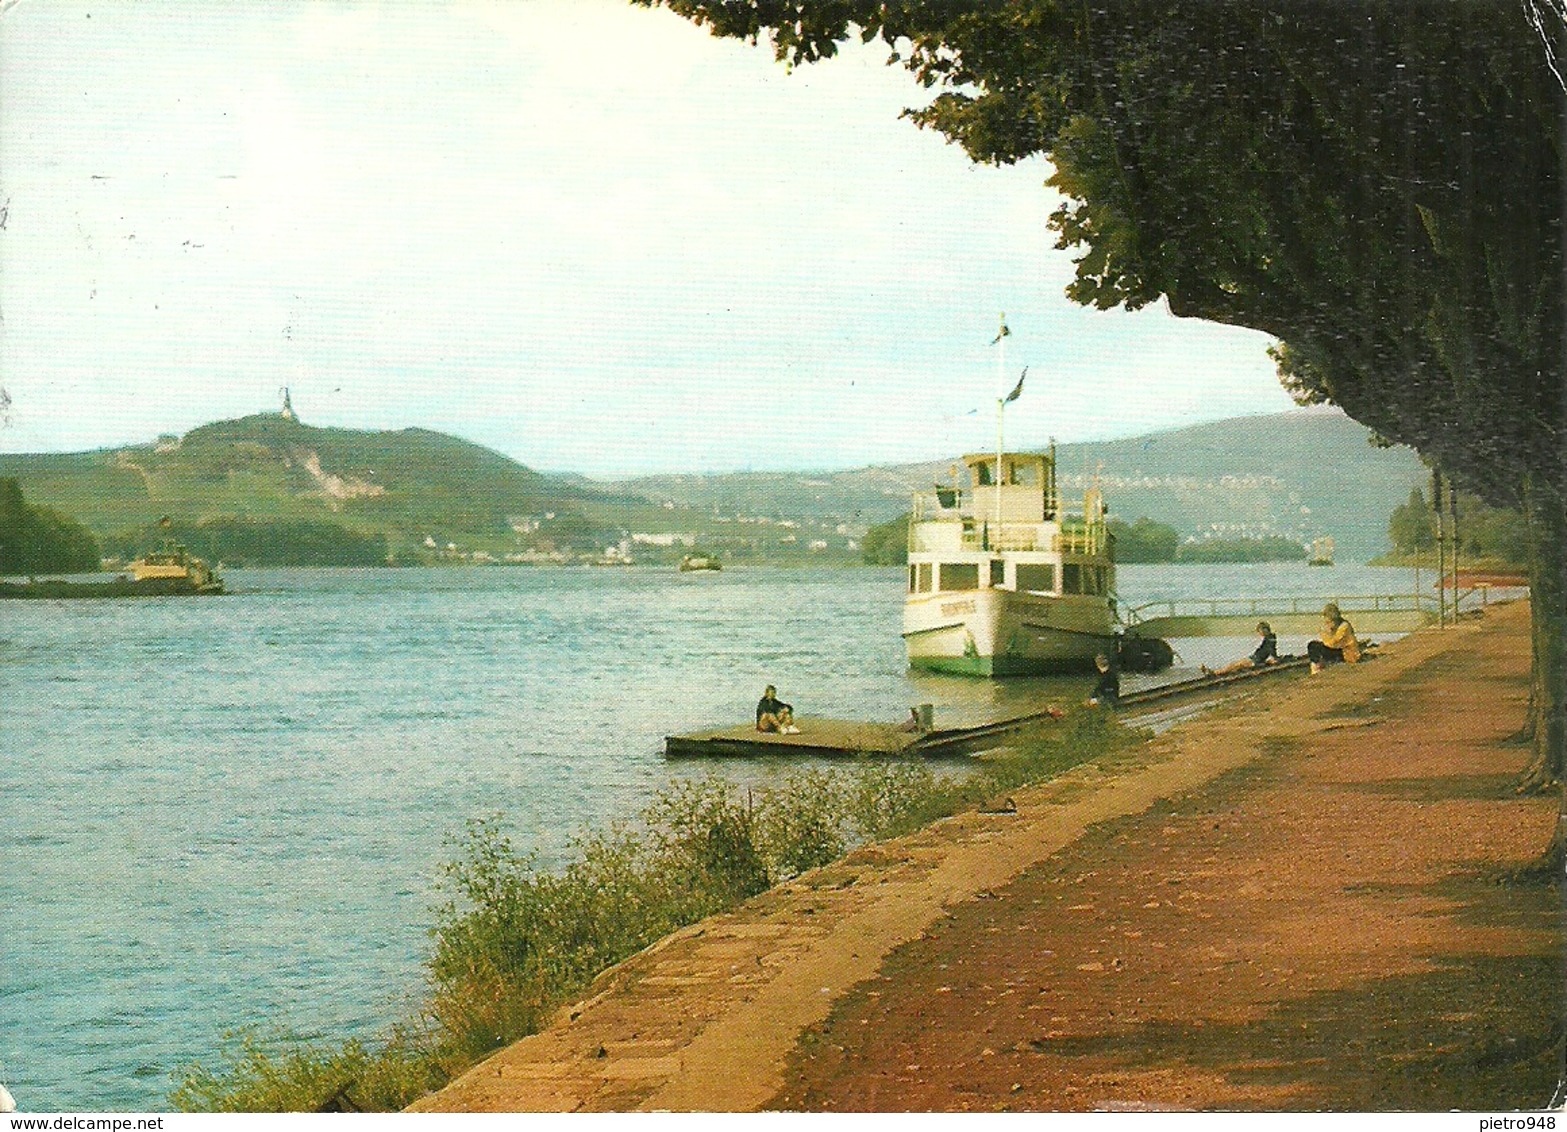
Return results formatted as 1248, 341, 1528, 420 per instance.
903, 588, 1116, 676
0, 577, 225, 599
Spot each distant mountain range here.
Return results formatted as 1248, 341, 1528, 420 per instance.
0, 407, 1426, 562
600, 409, 1427, 560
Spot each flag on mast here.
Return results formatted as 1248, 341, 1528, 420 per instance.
991, 316, 1011, 345
1003, 366, 1027, 404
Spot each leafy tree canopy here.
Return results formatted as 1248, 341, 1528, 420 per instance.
642, 0, 1562, 509
861, 511, 910, 564
102, 517, 389, 569
0, 478, 101, 576
1107, 516, 1179, 563
1387, 486, 1528, 565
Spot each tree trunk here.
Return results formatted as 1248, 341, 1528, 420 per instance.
1519, 477, 1567, 789
1516, 475, 1567, 877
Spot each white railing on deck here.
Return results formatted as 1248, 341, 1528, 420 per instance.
1121, 590, 1507, 625
910, 490, 1106, 555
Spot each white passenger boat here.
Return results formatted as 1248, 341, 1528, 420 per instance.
902, 447, 1117, 676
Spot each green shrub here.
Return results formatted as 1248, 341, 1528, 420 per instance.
844, 761, 964, 841
170, 1028, 441, 1113
175, 711, 1135, 1112
755, 770, 849, 878
643, 777, 770, 906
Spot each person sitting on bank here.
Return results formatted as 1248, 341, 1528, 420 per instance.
1307, 603, 1361, 674
1203, 621, 1279, 678
1087, 654, 1119, 708
756, 685, 799, 733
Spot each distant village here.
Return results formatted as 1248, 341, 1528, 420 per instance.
416, 511, 865, 567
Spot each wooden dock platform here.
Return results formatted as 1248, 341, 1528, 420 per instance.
664, 655, 1318, 760
664, 712, 1066, 760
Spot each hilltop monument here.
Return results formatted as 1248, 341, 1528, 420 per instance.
279, 386, 297, 422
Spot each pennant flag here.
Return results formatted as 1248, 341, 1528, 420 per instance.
991, 316, 1011, 345
1003, 367, 1027, 404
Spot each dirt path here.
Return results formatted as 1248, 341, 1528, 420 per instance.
412, 602, 1562, 1112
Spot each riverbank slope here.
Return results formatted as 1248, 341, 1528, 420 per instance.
412, 600, 1561, 1111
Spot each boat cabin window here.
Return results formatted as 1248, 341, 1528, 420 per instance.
912, 562, 933, 593
1061, 564, 1108, 595
975, 460, 994, 486
1015, 563, 1057, 594
937, 562, 980, 592
986, 559, 1003, 587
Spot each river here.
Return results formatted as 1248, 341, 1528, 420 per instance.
0, 561, 1425, 1110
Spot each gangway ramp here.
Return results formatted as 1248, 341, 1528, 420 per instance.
1123, 593, 1438, 638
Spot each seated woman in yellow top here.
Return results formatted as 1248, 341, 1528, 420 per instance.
1307, 603, 1360, 674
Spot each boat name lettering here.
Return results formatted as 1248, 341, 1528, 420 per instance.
941, 599, 978, 616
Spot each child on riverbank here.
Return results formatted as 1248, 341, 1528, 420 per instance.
1203, 621, 1279, 678
1087, 654, 1120, 708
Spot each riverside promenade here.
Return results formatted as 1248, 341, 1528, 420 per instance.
412, 600, 1562, 1112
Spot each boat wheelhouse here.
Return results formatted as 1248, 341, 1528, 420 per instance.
902, 448, 1116, 675
128, 543, 224, 593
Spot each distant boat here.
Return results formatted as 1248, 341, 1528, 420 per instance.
678, 553, 721, 572
126, 542, 224, 591
1308, 536, 1335, 566
0, 541, 224, 599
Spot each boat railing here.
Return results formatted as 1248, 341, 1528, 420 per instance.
953, 527, 1105, 554
911, 490, 965, 521
911, 493, 1107, 556
1122, 592, 1461, 626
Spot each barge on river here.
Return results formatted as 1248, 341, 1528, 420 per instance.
1, 543, 224, 598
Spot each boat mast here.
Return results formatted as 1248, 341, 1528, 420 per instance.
994, 313, 1008, 548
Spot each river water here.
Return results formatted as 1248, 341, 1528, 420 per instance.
1, 561, 1423, 1110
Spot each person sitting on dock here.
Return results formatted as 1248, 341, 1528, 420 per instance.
1203, 621, 1279, 678
1307, 603, 1361, 674
756, 685, 800, 734
1087, 654, 1119, 708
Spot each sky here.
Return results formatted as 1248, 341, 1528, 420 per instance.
0, 0, 1299, 477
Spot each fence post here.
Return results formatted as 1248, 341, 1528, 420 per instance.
1432, 468, 1446, 627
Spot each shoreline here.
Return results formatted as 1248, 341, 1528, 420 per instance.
412, 598, 1558, 1112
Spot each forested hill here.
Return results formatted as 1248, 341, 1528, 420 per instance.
1052, 409, 1427, 559
0, 414, 600, 558
603, 409, 1427, 561
2, 408, 1426, 563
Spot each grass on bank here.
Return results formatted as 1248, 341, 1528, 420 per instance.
171, 711, 1135, 1113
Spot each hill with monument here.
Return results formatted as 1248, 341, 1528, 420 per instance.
0, 403, 1426, 565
